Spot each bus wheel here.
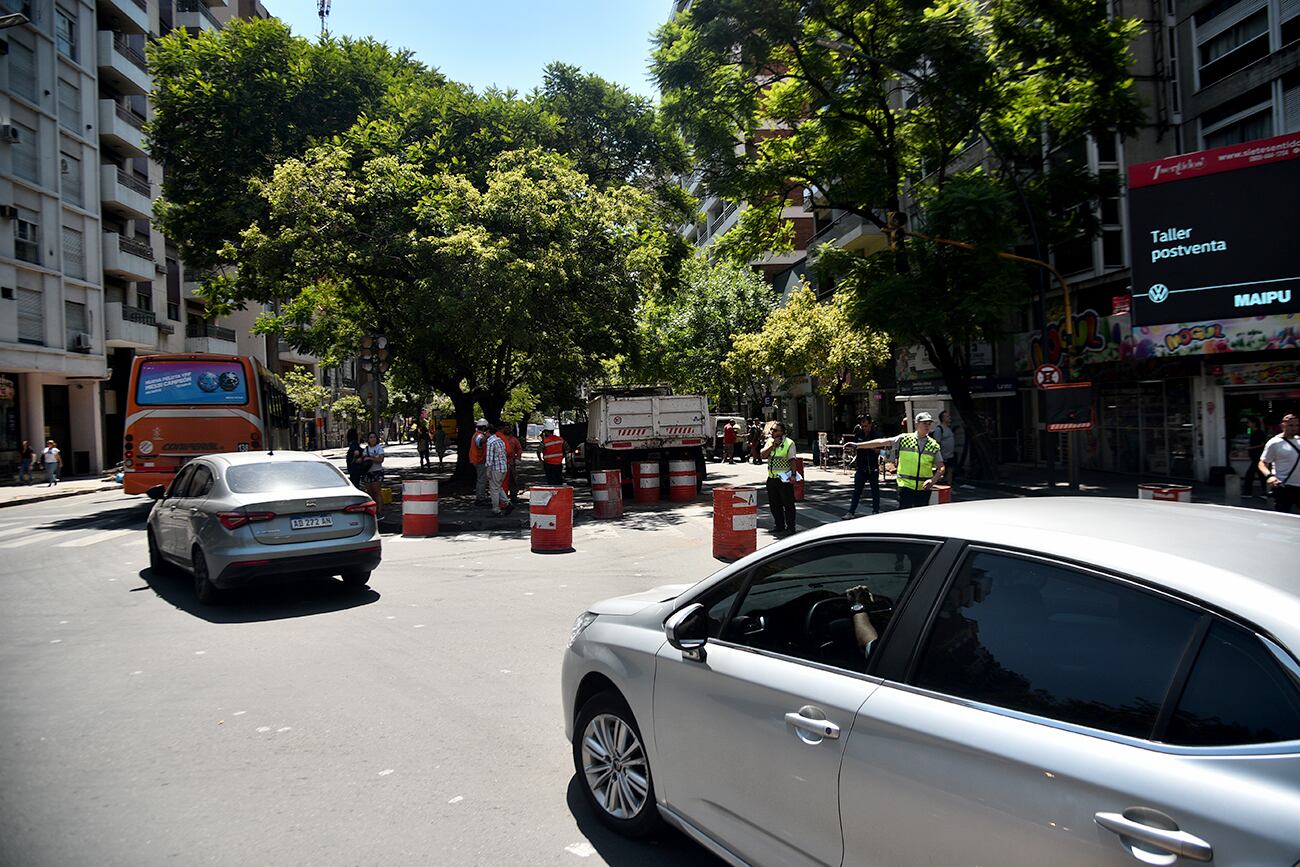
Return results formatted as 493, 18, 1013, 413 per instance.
192, 547, 219, 605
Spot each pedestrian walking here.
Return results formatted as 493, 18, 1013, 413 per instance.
761, 421, 798, 536
936, 410, 957, 484
18, 440, 35, 485
42, 440, 62, 486
469, 419, 490, 504
853, 411, 945, 509
842, 415, 881, 518
505, 424, 523, 502
1258, 412, 1300, 513
362, 432, 386, 517
748, 419, 762, 464
485, 422, 512, 516
344, 428, 366, 489
538, 426, 566, 485
416, 423, 432, 469
722, 420, 737, 463
433, 421, 448, 467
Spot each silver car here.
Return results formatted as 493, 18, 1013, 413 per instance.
145, 451, 382, 603
562, 499, 1300, 866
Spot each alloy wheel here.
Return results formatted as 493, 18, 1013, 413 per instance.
580, 713, 650, 819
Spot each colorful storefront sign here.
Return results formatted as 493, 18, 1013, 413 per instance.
1210, 361, 1300, 386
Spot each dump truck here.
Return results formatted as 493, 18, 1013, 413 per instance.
583, 389, 708, 493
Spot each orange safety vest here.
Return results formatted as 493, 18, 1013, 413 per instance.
468, 431, 487, 465
541, 435, 565, 464
506, 435, 522, 461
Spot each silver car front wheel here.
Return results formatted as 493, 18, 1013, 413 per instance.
572, 691, 662, 837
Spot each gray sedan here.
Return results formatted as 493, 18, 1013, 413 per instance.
562, 499, 1300, 866
145, 452, 381, 603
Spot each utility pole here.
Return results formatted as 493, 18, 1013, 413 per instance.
318, 0, 330, 35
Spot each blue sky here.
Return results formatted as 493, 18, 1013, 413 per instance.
263, 1, 670, 98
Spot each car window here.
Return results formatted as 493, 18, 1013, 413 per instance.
166, 464, 196, 499
912, 551, 1201, 739
225, 461, 348, 493
187, 465, 214, 499
721, 540, 936, 673
1164, 622, 1300, 746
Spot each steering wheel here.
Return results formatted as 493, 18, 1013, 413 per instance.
804, 594, 895, 652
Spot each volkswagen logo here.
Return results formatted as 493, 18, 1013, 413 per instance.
1149, 283, 1170, 304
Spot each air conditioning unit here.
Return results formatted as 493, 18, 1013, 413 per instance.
0, 124, 19, 144
60, 158, 71, 175
73, 332, 93, 350
0, 204, 17, 220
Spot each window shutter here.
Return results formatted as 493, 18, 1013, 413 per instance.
10, 41, 37, 102
1284, 84, 1300, 134
57, 79, 80, 134
12, 121, 39, 184
17, 289, 44, 344
62, 226, 85, 280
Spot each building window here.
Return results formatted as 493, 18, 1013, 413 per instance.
166, 257, 181, 320
62, 226, 86, 280
135, 283, 153, 313
57, 78, 81, 134
10, 40, 37, 102
55, 10, 77, 62
65, 300, 88, 351
61, 150, 82, 206
1203, 109, 1272, 148
17, 288, 44, 345
14, 217, 41, 265
11, 120, 39, 184
1197, 10, 1270, 88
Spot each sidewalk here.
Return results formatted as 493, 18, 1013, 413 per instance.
959, 463, 1277, 511
0, 476, 121, 509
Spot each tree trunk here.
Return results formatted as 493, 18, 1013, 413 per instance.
450, 392, 477, 485
922, 337, 1001, 481
479, 391, 507, 429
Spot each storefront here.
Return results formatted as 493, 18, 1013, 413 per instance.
0, 374, 22, 481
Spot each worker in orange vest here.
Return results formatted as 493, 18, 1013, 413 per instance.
504, 424, 524, 502
538, 427, 566, 485
469, 418, 490, 504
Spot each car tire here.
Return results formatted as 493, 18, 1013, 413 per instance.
572, 690, 663, 838
147, 528, 170, 575
341, 569, 370, 588
192, 546, 218, 605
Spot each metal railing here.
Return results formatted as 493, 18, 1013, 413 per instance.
112, 33, 148, 72
176, 0, 221, 28
114, 102, 146, 129
186, 323, 237, 342
115, 168, 151, 197
157, 322, 175, 335
118, 234, 154, 260
707, 202, 738, 237
121, 305, 157, 326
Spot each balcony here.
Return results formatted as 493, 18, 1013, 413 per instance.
100, 165, 152, 220
102, 231, 155, 281
96, 0, 148, 36
278, 345, 317, 366
98, 100, 148, 158
96, 31, 151, 96
184, 323, 239, 355
175, 0, 221, 32
105, 302, 159, 350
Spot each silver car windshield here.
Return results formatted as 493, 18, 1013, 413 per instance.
226, 462, 349, 493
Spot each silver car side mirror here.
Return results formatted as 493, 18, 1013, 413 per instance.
665, 603, 708, 662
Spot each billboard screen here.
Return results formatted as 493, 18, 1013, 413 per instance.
136, 360, 249, 406
1127, 134, 1300, 325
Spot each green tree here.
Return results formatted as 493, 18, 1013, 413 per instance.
725, 283, 891, 419
281, 368, 331, 449
331, 394, 369, 431
653, 0, 1142, 475
632, 256, 777, 409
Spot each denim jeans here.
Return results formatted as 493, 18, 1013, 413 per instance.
847, 460, 880, 514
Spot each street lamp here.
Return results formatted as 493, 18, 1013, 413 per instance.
358, 334, 389, 438
0, 12, 30, 28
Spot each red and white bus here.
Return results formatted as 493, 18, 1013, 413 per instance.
122, 354, 293, 494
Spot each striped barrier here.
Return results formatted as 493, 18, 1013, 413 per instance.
713, 485, 758, 561
668, 459, 697, 502
632, 461, 661, 504
402, 479, 439, 536
591, 470, 623, 519
530, 485, 574, 553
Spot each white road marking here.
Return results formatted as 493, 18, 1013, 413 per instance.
447, 795, 463, 804
385, 616, 396, 620
0, 525, 36, 541
276, 727, 291, 733
58, 529, 135, 548
50, 639, 62, 644
413, 624, 425, 628
499, 669, 511, 674
194, 650, 206, 656
256, 726, 271, 733
378, 769, 395, 777
232, 710, 246, 716
0, 534, 49, 549
59, 620, 69, 624
524, 592, 534, 596
565, 842, 597, 858
131, 671, 143, 676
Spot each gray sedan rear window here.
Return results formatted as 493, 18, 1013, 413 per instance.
226, 462, 348, 493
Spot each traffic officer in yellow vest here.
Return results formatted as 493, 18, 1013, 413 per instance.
850, 411, 945, 510
537, 427, 567, 485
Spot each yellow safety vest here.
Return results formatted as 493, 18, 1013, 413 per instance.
767, 438, 795, 479
896, 434, 941, 490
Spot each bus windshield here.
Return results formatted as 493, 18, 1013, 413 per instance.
135, 360, 249, 406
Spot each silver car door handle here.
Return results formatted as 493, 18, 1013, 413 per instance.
1094, 812, 1212, 862
784, 712, 840, 739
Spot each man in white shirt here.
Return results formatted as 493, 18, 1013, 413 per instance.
1258, 413, 1300, 513
484, 422, 512, 516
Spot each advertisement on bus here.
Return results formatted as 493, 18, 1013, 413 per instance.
135, 360, 249, 406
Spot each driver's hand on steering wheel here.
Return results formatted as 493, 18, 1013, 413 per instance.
846, 585, 875, 607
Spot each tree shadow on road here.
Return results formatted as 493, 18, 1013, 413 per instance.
138, 567, 380, 624
33, 500, 152, 534
565, 776, 723, 866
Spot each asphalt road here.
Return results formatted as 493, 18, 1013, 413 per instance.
1, 456, 857, 866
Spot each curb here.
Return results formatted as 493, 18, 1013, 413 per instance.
0, 483, 120, 509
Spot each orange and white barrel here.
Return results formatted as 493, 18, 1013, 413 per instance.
712, 485, 758, 561
668, 459, 697, 502
632, 461, 661, 504
792, 457, 806, 501
1138, 483, 1192, 502
590, 469, 623, 519
530, 486, 574, 553
928, 484, 952, 505
401, 479, 439, 536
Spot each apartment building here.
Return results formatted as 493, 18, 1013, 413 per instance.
0, 0, 328, 481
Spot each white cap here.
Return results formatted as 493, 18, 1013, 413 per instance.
475, 418, 488, 427
914, 411, 934, 423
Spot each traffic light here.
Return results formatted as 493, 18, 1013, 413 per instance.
359, 334, 389, 375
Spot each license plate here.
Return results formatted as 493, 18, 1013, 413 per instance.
291, 515, 333, 530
